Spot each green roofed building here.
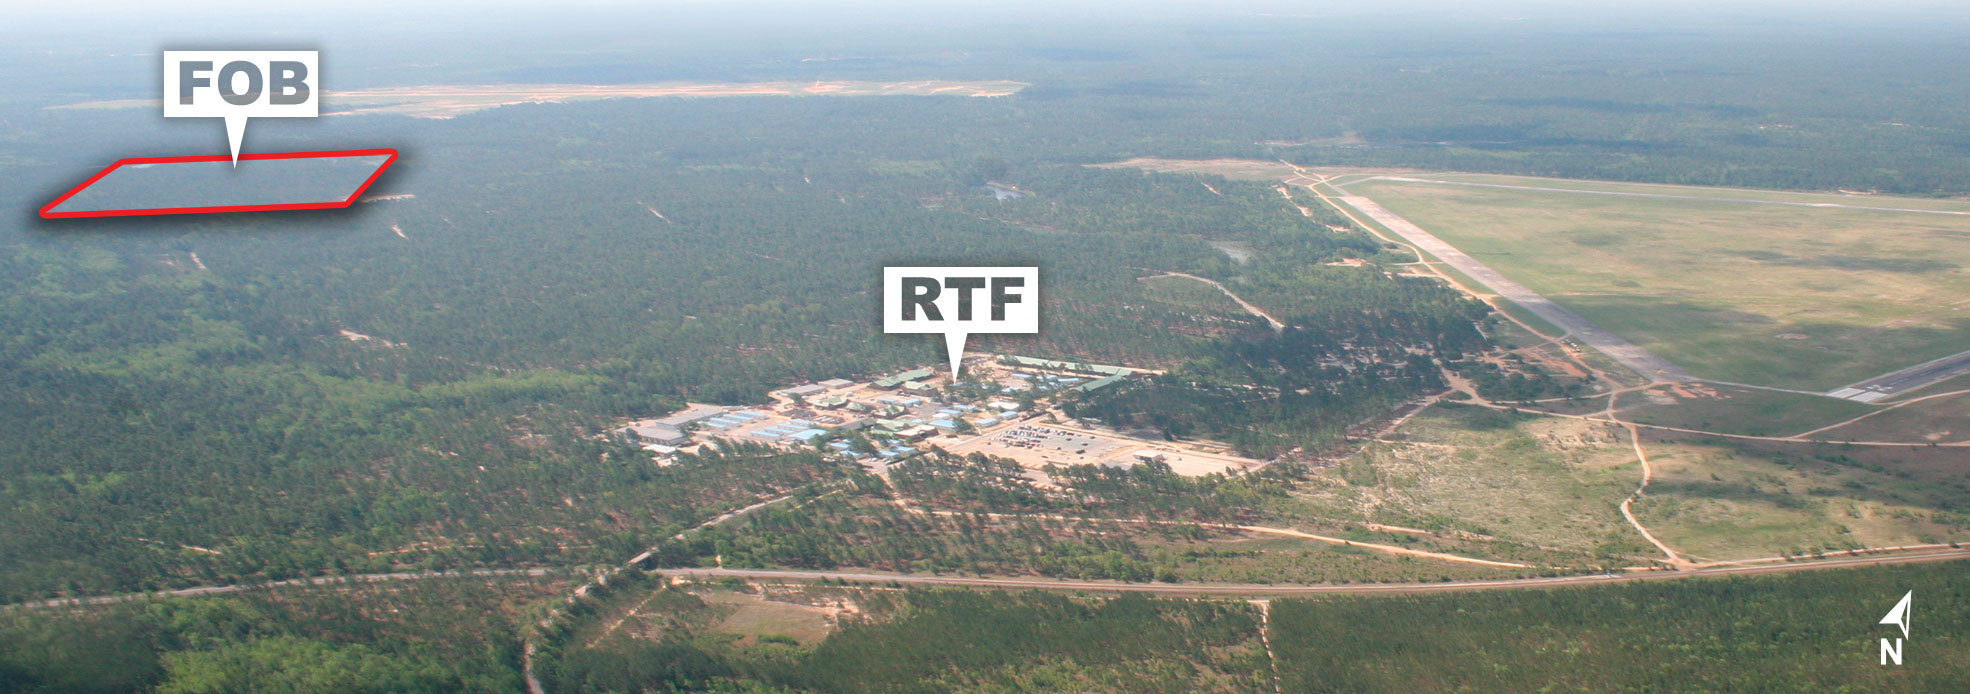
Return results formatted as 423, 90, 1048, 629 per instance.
1003, 355, 1131, 376
873, 367, 935, 389
1069, 374, 1126, 393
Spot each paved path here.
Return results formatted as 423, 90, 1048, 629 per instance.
1335, 195, 1694, 383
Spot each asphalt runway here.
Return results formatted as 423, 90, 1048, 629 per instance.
1827, 349, 1970, 402
1337, 195, 1696, 384
1357, 176, 1970, 217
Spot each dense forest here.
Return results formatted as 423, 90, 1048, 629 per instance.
524, 561, 1970, 693
1269, 561, 1970, 692
0, 574, 565, 693
1, 106, 1493, 601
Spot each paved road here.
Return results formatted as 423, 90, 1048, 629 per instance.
1336, 196, 1695, 383
1827, 349, 1970, 402
661, 548, 1970, 596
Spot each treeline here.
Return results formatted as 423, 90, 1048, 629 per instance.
1268, 560, 1970, 692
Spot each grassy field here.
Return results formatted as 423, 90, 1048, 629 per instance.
1431, 172, 1970, 212
1346, 176, 1970, 390
1820, 390, 1970, 444
1618, 383, 1875, 438
1277, 404, 1650, 562
1630, 433, 1966, 562
1293, 398, 1967, 567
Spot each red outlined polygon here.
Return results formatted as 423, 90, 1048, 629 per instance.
39, 149, 398, 219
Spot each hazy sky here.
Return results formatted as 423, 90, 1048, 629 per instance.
16, 0, 1970, 26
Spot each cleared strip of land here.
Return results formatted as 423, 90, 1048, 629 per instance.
656, 549, 1970, 595
1335, 195, 1695, 384
1360, 176, 1970, 217
1151, 271, 1285, 332
55, 79, 1029, 118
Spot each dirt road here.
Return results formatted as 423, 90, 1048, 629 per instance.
12, 568, 560, 610
660, 547, 1970, 596
913, 508, 1534, 569
1150, 271, 1285, 332
1616, 422, 1687, 568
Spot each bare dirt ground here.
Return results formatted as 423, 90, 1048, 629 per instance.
940, 419, 1264, 477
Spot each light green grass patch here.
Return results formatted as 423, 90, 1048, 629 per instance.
1618, 385, 1874, 438
1631, 436, 1961, 562
1284, 404, 1650, 560
1348, 177, 1970, 390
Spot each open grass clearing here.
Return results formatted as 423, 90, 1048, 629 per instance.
1348, 177, 1970, 390
1628, 433, 1967, 563
1617, 384, 1875, 438
1423, 172, 1970, 212
1279, 404, 1650, 561
1811, 390, 1970, 443
698, 589, 845, 647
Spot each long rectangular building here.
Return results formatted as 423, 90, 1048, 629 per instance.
873, 367, 935, 389
1003, 355, 1131, 376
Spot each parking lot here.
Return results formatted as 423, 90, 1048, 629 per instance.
988, 425, 1123, 458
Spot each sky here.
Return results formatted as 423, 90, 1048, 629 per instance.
16, 0, 1970, 26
